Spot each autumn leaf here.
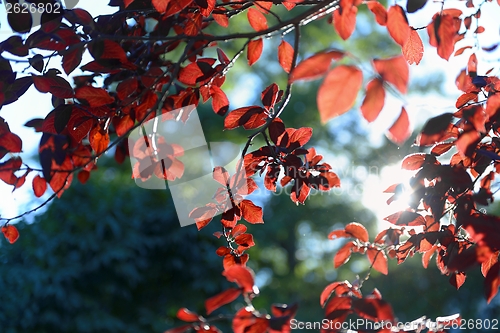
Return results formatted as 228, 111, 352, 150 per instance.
366, 1, 387, 26
333, 0, 358, 40
317, 65, 363, 123
278, 40, 294, 73
360, 78, 385, 122
75, 86, 114, 107
205, 288, 241, 315
32, 175, 47, 197
373, 56, 409, 94
334, 242, 354, 268
345, 222, 369, 242
427, 12, 462, 60
387, 5, 410, 47
152, 0, 170, 13
176, 308, 200, 322
366, 247, 388, 275
247, 8, 268, 32
222, 265, 255, 293
247, 38, 263, 66
240, 199, 264, 224
386, 107, 411, 145
2, 225, 19, 244
289, 50, 344, 82
403, 29, 424, 65
484, 262, 500, 303
89, 127, 110, 155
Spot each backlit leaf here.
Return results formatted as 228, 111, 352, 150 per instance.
403, 29, 424, 65
89, 127, 110, 155
205, 288, 241, 315
247, 38, 263, 66
333, 0, 358, 40
427, 13, 462, 60
223, 265, 255, 293
241, 199, 264, 224
484, 262, 500, 303
374, 56, 409, 94
152, 0, 170, 13
387, 5, 410, 47
0, 132, 22, 153
360, 78, 385, 122
1, 225, 19, 244
366, 247, 388, 275
177, 308, 201, 322
317, 65, 363, 123
289, 50, 344, 82
278, 40, 294, 73
386, 107, 411, 145
75, 86, 114, 107
366, 1, 387, 26
32, 175, 47, 197
247, 8, 268, 32
334, 242, 354, 268
345, 222, 369, 242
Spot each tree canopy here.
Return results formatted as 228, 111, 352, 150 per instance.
1, 0, 500, 332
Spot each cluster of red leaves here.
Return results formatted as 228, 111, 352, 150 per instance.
166, 265, 298, 333
289, 50, 411, 144
189, 166, 263, 230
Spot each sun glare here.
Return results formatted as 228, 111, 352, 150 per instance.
361, 163, 416, 226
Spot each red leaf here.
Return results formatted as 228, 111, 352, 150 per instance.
328, 229, 350, 240
403, 29, 424, 65
427, 13, 462, 60
278, 40, 294, 73
360, 78, 385, 122
456, 130, 480, 157
401, 153, 433, 170
213, 166, 230, 186
213, 12, 229, 27
177, 308, 200, 322
224, 106, 266, 130
205, 288, 241, 315
247, 38, 263, 66
345, 222, 369, 242
75, 86, 114, 107
289, 50, 344, 82
482, 251, 499, 277
334, 241, 354, 268
178, 62, 203, 86
89, 127, 110, 155
62, 47, 84, 75
352, 297, 394, 322
247, 8, 268, 32
117, 78, 138, 100
366, 1, 387, 26
0, 132, 22, 153
386, 107, 411, 145
1, 225, 19, 244
484, 262, 500, 303
240, 199, 264, 224
366, 247, 388, 275
152, 0, 170, 12
317, 65, 363, 123
450, 272, 466, 289
333, 0, 358, 40
114, 115, 134, 137
387, 5, 410, 47
373, 55, 409, 94
32, 75, 74, 98
223, 265, 255, 293
384, 211, 425, 226
165, 0, 193, 17
32, 175, 47, 197
210, 86, 229, 116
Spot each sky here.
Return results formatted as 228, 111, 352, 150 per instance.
0, 0, 499, 224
